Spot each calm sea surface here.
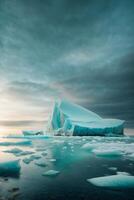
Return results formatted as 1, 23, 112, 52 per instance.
0, 136, 134, 200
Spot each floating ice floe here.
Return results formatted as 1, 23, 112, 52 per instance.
127, 153, 134, 161
3, 148, 22, 154
16, 151, 34, 156
108, 167, 117, 171
62, 146, 67, 150
42, 170, 60, 176
22, 130, 44, 136
92, 149, 123, 158
3, 148, 34, 157
23, 157, 33, 164
36, 147, 46, 152
81, 143, 97, 151
116, 171, 131, 176
23, 154, 41, 164
49, 159, 56, 162
35, 160, 47, 167
0, 140, 32, 146
87, 174, 134, 189
80, 139, 134, 159
41, 151, 48, 156
51, 140, 64, 144
0, 160, 20, 176
30, 155, 42, 160
47, 100, 124, 136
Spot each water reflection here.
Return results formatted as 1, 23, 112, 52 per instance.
0, 136, 134, 200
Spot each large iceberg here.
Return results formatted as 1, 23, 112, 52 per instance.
47, 100, 124, 136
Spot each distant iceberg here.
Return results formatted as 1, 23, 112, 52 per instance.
22, 130, 44, 136
47, 100, 124, 136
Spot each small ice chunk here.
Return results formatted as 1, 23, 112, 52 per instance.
109, 167, 117, 171
30, 155, 41, 160
42, 170, 60, 176
36, 147, 46, 152
81, 143, 96, 150
23, 130, 43, 136
51, 140, 64, 144
87, 175, 134, 189
92, 149, 122, 157
16, 151, 34, 156
62, 146, 67, 150
41, 151, 48, 156
49, 159, 56, 162
4, 148, 34, 156
117, 171, 131, 176
4, 148, 22, 154
0, 160, 20, 176
23, 157, 33, 164
23, 154, 41, 164
35, 160, 47, 167
82, 138, 86, 141
127, 153, 134, 161
0, 140, 32, 146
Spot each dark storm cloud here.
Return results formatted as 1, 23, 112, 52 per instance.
0, 0, 134, 131
56, 53, 134, 122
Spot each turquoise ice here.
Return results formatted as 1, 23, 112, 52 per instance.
87, 175, 134, 189
47, 100, 124, 136
0, 159, 20, 176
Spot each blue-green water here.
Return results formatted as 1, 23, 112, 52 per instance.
0, 136, 134, 200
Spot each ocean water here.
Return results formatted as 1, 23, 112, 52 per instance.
0, 136, 134, 200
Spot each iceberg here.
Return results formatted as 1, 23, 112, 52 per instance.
22, 130, 44, 136
0, 160, 20, 177
87, 175, 134, 189
47, 100, 124, 136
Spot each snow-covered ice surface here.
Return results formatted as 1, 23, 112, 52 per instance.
0, 136, 134, 200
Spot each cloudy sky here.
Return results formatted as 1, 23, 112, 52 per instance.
0, 0, 134, 135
